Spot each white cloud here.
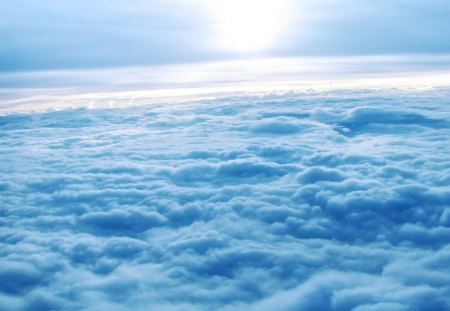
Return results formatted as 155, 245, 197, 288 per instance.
1, 87, 450, 310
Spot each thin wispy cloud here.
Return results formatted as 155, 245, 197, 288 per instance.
1, 0, 450, 70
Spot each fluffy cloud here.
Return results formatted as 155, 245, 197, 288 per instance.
1, 87, 450, 310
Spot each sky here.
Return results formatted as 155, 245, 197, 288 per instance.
2, 0, 450, 71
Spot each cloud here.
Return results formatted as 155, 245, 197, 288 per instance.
80, 209, 167, 233
1, 87, 450, 310
0, 262, 45, 295
297, 167, 347, 184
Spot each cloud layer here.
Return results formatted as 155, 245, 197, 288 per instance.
1, 87, 450, 310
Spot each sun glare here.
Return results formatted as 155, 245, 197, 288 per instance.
211, 0, 290, 52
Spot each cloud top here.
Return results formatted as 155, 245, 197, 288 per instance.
1, 87, 450, 310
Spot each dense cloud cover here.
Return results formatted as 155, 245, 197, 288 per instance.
1, 88, 450, 310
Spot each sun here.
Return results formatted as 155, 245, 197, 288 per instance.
210, 0, 290, 52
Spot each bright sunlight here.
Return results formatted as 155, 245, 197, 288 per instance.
210, 0, 290, 52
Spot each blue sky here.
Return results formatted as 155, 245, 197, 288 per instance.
1, 0, 450, 71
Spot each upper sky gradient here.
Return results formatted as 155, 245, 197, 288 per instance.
2, 0, 450, 71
